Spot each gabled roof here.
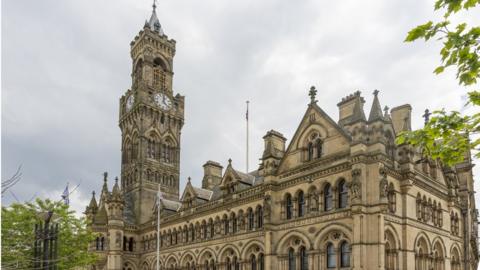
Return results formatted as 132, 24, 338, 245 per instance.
276, 102, 352, 174
180, 179, 213, 202
160, 199, 181, 212
220, 161, 255, 186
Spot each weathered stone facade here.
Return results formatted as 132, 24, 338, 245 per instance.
85, 6, 479, 270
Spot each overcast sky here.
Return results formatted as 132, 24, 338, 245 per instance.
2, 0, 479, 215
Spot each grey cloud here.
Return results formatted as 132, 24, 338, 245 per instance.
2, 0, 479, 212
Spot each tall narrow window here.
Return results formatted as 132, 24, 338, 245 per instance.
286, 194, 293, 219
234, 257, 239, 270
257, 207, 263, 228
232, 214, 237, 233
226, 258, 231, 270
324, 184, 333, 211
307, 142, 314, 161
259, 253, 265, 270
224, 217, 229, 235
298, 191, 305, 217
300, 246, 308, 270
288, 248, 296, 270
326, 243, 336, 268
315, 139, 323, 158
209, 220, 215, 238
96, 237, 100, 250
251, 255, 257, 270
338, 180, 348, 209
340, 241, 350, 267
248, 209, 254, 230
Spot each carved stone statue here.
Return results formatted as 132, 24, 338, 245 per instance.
351, 169, 362, 200
263, 195, 272, 222
311, 191, 319, 211
379, 168, 388, 198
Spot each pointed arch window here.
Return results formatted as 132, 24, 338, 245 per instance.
248, 208, 254, 230
259, 253, 265, 270
307, 142, 314, 161
286, 194, 293, 220
324, 184, 333, 211
340, 241, 350, 267
223, 217, 230, 235
338, 180, 348, 209
251, 255, 257, 270
315, 139, 323, 158
326, 243, 336, 268
256, 206, 263, 228
232, 214, 237, 233
298, 191, 305, 217
288, 248, 296, 270
300, 246, 308, 270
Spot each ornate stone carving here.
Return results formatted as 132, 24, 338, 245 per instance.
350, 168, 362, 200
379, 167, 388, 199
263, 195, 272, 222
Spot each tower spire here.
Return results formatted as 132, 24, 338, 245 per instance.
147, 0, 164, 35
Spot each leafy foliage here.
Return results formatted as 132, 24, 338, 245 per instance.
398, 0, 480, 165
1, 198, 97, 269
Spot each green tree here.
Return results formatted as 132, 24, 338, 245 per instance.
397, 0, 480, 165
1, 198, 97, 269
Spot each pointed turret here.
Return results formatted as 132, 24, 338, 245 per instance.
368, 90, 384, 122
146, 0, 164, 35
110, 177, 123, 202
85, 191, 98, 220
99, 172, 110, 206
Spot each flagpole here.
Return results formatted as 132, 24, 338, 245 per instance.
246, 100, 250, 173
157, 184, 161, 270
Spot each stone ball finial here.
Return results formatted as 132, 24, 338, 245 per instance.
228, 158, 232, 165
103, 172, 108, 182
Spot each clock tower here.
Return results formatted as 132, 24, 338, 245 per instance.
119, 2, 184, 225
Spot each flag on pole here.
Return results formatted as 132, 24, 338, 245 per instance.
61, 183, 69, 206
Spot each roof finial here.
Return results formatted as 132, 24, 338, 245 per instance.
103, 172, 108, 182
373, 89, 379, 96
228, 158, 232, 165
423, 109, 431, 126
187, 177, 191, 183
152, 0, 157, 11
383, 106, 389, 115
309, 86, 317, 104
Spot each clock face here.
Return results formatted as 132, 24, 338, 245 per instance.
154, 93, 172, 110
126, 95, 134, 111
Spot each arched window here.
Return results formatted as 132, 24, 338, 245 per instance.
251, 255, 257, 270
203, 224, 207, 239
307, 142, 314, 161
232, 214, 237, 233
209, 220, 215, 238
340, 241, 350, 267
315, 139, 323, 158
326, 243, 336, 268
300, 246, 308, 270
248, 208, 255, 230
128, 237, 134, 252
259, 253, 265, 270
338, 180, 348, 209
223, 216, 229, 235
298, 191, 305, 217
123, 236, 127, 251
288, 248, 296, 270
226, 258, 231, 270
257, 206, 263, 228
324, 184, 333, 211
95, 237, 100, 250
286, 194, 293, 219
233, 257, 239, 270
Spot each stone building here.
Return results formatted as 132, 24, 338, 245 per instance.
85, 4, 479, 270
